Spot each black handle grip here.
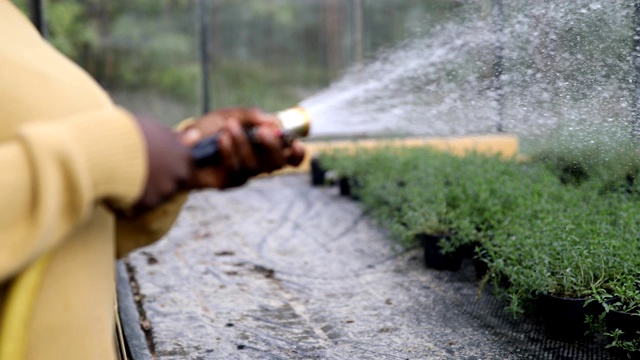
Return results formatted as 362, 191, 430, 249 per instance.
191, 128, 295, 168
190, 135, 223, 168
191, 128, 256, 168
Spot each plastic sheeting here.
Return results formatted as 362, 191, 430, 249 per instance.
120, 175, 613, 359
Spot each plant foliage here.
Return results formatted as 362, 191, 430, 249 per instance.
319, 144, 640, 352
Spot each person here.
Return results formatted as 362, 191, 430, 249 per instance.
0, 1, 305, 359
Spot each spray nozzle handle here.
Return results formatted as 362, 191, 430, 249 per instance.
191, 127, 296, 168
190, 134, 223, 168
191, 106, 309, 168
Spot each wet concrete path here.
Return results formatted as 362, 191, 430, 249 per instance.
122, 174, 612, 360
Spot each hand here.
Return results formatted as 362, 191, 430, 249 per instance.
180, 107, 305, 189
132, 116, 191, 211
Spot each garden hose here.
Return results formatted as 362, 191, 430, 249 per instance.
191, 106, 311, 168
0, 254, 51, 360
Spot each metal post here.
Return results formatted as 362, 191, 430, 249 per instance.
493, 0, 505, 133
197, 0, 211, 115
347, 0, 355, 65
632, 0, 640, 136
29, 0, 47, 38
353, 0, 364, 64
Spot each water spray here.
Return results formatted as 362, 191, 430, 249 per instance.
191, 106, 311, 168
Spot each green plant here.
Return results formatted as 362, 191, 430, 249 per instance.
590, 274, 640, 320
319, 141, 640, 329
592, 272, 640, 354
605, 329, 640, 356
479, 163, 627, 316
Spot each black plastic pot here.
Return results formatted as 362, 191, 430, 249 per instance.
418, 233, 462, 271
473, 257, 490, 280
310, 157, 326, 186
470, 244, 491, 280
605, 309, 640, 359
458, 241, 480, 259
339, 177, 361, 200
537, 293, 602, 342
339, 177, 351, 196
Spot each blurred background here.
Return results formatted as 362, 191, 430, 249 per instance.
13, 0, 460, 126
13, 0, 638, 149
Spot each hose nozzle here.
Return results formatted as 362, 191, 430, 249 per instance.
275, 106, 311, 138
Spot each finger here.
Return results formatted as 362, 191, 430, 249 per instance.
285, 141, 306, 167
180, 127, 202, 146
227, 120, 257, 170
245, 107, 278, 127
192, 112, 226, 135
218, 132, 240, 172
257, 127, 286, 172
218, 107, 277, 128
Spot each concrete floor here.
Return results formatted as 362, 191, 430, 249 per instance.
120, 174, 613, 360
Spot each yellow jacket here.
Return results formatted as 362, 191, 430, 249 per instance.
0, 2, 186, 358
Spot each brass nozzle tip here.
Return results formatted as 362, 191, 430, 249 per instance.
277, 106, 311, 138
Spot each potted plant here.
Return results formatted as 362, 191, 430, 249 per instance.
310, 156, 327, 186
400, 200, 463, 271
589, 207, 640, 358
482, 176, 612, 341
594, 275, 640, 359
445, 154, 553, 279
318, 136, 640, 350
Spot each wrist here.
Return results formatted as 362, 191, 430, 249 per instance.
132, 117, 193, 211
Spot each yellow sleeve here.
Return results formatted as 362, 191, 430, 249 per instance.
115, 192, 189, 257
0, 107, 147, 282
114, 117, 196, 257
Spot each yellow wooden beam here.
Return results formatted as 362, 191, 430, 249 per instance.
273, 134, 519, 175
